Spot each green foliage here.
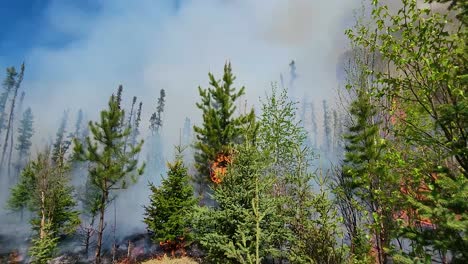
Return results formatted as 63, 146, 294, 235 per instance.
258, 86, 346, 263
144, 146, 196, 250
8, 150, 79, 263
8, 150, 80, 236
73, 90, 145, 262
258, 85, 306, 175
149, 89, 166, 135
29, 223, 59, 264
346, 0, 467, 261
16, 107, 34, 158
73, 92, 145, 194
52, 110, 71, 164
193, 62, 255, 198
192, 139, 278, 264
0, 66, 18, 132
429, 0, 468, 25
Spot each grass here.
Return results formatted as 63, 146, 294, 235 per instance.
141, 255, 198, 264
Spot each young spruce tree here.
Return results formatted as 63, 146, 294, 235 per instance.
144, 145, 196, 255
8, 149, 80, 263
192, 130, 278, 264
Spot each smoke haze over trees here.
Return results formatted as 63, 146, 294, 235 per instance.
0, 0, 466, 263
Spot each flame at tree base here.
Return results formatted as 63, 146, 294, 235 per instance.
159, 237, 186, 258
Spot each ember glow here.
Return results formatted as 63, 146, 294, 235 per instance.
210, 153, 232, 184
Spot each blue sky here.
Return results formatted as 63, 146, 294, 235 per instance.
0, 0, 358, 156
0, 0, 186, 65
0, 0, 97, 64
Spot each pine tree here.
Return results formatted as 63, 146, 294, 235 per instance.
15, 107, 34, 177
144, 146, 196, 255
73, 90, 145, 264
193, 62, 255, 202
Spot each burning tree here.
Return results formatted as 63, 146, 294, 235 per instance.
144, 146, 196, 257
209, 151, 232, 184
73, 89, 145, 264
193, 62, 255, 202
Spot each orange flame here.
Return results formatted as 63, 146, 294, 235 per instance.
159, 237, 186, 257
210, 152, 232, 184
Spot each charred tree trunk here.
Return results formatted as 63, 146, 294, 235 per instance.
83, 215, 96, 259
40, 191, 46, 239
95, 189, 108, 264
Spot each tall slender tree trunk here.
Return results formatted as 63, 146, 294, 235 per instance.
7, 92, 25, 176
1, 64, 24, 174
85, 215, 95, 259
40, 191, 46, 239
95, 189, 108, 264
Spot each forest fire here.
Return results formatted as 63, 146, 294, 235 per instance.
7, 250, 22, 264
210, 152, 232, 184
159, 237, 186, 257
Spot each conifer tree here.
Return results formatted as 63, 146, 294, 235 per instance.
116, 85, 123, 110
73, 90, 145, 264
1, 63, 25, 172
341, 88, 389, 263
131, 101, 143, 147
322, 100, 332, 155
74, 109, 84, 138
310, 102, 318, 149
144, 146, 196, 255
193, 62, 255, 201
0, 66, 16, 135
148, 89, 166, 181
9, 91, 26, 174
192, 137, 277, 264
149, 89, 166, 135
52, 110, 71, 163
8, 149, 80, 263
15, 107, 34, 176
